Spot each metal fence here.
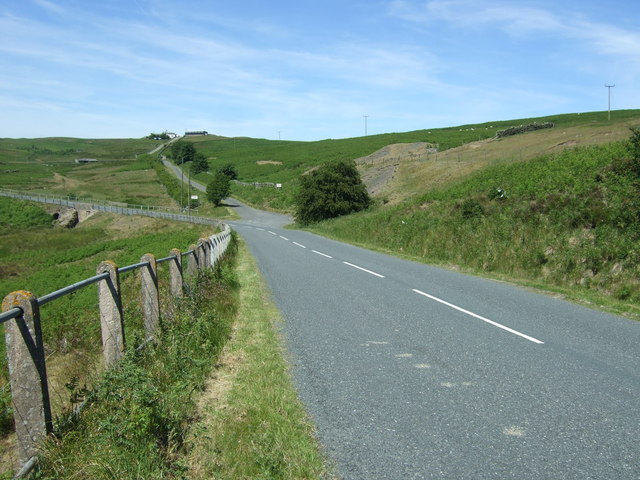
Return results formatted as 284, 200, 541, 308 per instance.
1, 222, 232, 477
0, 188, 217, 226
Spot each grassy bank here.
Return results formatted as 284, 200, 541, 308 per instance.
36, 241, 239, 479
0, 197, 219, 473
185, 238, 331, 479
306, 139, 640, 319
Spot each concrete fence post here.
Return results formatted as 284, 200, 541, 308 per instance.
140, 253, 160, 340
187, 244, 198, 277
2, 291, 53, 466
97, 261, 125, 368
211, 237, 219, 266
168, 248, 183, 298
197, 239, 207, 271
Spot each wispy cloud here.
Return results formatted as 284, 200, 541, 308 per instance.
32, 0, 65, 15
388, 0, 640, 59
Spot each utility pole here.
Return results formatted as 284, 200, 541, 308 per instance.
605, 84, 615, 121
180, 157, 184, 212
188, 168, 191, 218
363, 115, 369, 136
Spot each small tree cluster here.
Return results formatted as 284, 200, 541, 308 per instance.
191, 152, 209, 174
170, 140, 196, 164
295, 160, 371, 225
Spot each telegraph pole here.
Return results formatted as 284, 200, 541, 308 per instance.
605, 84, 615, 121
363, 115, 369, 136
180, 157, 184, 211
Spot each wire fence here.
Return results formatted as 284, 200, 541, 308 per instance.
0, 188, 218, 226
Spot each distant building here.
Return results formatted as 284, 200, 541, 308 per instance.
185, 130, 208, 136
75, 158, 98, 164
166, 132, 177, 139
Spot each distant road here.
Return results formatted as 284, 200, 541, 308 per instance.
164, 158, 640, 479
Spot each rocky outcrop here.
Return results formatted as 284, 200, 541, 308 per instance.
52, 208, 79, 228
495, 122, 554, 138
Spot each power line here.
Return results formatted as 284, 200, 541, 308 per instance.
605, 84, 615, 121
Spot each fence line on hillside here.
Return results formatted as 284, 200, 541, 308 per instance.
232, 179, 280, 189
1, 224, 232, 477
0, 188, 217, 226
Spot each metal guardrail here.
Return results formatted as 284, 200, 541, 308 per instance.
38, 272, 110, 306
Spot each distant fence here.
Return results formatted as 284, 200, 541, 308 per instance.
0, 188, 218, 226
232, 180, 281, 189
1, 223, 232, 477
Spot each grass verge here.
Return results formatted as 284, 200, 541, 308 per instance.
185, 238, 332, 480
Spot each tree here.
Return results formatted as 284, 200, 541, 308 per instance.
191, 152, 209, 174
218, 163, 238, 180
295, 160, 371, 225
170, 140, 196, 164
206, 172, 231, 207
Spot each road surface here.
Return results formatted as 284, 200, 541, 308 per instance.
161, 159, 639, 478
227, 203, 639, 480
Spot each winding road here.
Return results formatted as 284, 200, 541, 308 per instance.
169, 161, 640, 479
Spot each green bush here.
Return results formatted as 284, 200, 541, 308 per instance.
206, 172, 231, 206
295, 160, 370, 225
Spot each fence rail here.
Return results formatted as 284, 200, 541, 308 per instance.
1, 223, 232, 477
0, 188, 218, 226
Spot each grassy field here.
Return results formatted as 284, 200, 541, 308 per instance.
0, 198, 218, 474
182, 110, 636, 176
0, 138, 162, 199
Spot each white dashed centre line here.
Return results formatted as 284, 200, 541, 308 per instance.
343, 262, 385, 278
293, 242, 306, 249
312, 250, 333, 258
279, 236, 289, 241
412, 289, 544, 344
268, 231, 277, 235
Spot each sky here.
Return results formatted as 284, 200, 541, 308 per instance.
1, 0, 639, 140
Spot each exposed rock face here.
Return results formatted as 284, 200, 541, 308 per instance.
52, 208, 79, 228
495, 122, 554, 138
355, 142, 436, 196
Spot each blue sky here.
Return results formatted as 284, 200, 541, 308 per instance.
1, 0, 638, 140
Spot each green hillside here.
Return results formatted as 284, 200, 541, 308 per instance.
308, 133, 640, 319
2, 111, 640, 317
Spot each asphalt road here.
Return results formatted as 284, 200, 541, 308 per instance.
159, 161, 639, 478
226, 202, 640, 480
